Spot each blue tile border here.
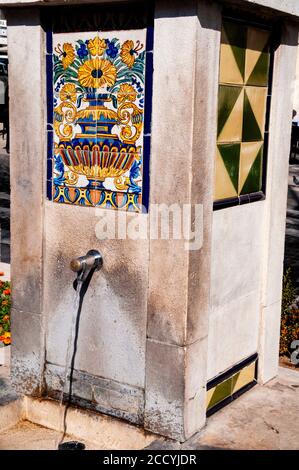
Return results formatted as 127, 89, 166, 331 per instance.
145, 24, 154, 53
46, 28, 53, 200
143, 51, 153, 136
142, 135, 151, 212
46, 179, 53, 201
46, 158, 52, 182
46, 30, 53, 55
142, 54, 154, 211
46, 54, 53, 127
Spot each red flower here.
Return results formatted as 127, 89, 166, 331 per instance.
3, 289, 10, 296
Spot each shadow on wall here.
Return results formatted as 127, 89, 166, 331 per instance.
0, 143, 9, 264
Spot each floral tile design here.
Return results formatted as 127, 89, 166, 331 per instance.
48, 28, 151, 212
215, 19, 271, 202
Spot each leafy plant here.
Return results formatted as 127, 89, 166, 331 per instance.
280, 267, 298, 357
0, 273, 11, 346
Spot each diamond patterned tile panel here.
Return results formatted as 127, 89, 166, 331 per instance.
215, 19, 270, 202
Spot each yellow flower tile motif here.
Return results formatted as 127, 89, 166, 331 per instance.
51, 30, 148, 212
120, 40, 143, 68
117, 83, 137, 103
78, 58, 117, 89
55, 43, 75, 69
215, 20, 271, 202
88, 37, 106, 56
59, 83, 77, 103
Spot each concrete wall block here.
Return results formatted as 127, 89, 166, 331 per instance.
10, 308, 45, 395
184, 336, 208, 437
211, 203, 264, 309
144, 337, 208, 441
145, 0, 221, 440
262, 22, 298, 308
207, 291, 260, 380
147, 0, 199, 346
144, 339, 185, 440
148, 0, 220, 347
44, 202, 148, 389
45, 363, 144, 424
259, 21, 299, 382
7, 9, 45, 315
258, 301, 281, 383
186, 0, 221, 345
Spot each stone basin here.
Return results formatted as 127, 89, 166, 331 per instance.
0, 395, 156, 450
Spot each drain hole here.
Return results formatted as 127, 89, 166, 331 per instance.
58, 441, 85, 451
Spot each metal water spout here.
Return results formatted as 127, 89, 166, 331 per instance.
70, 249, 103, 283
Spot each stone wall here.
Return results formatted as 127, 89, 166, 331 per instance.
4, 0, 299, 442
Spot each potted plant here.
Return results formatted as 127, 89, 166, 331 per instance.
0, 272, 11, 366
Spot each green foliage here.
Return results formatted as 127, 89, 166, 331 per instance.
280, 268, 298, 356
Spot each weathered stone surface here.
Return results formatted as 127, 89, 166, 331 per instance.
10, 309, 45, 396
147, 0, 199, 347
209, 203, 263, 379
144, 339, 185, 441
7, 9, 45, 316
184, 337, 208, 437
24, 396, 156, 449
184, 367, 299, 450
145, 0, 220, 440
211, 203, 263, 309
0, 366, 19, 406
44, 202, 149, 390
207, 292, 260, 380
5, 0, 298, 445
258, 302, 281, 384
45, 363, 144, 424
144, 336, 208, 441
0, 398, 23, 433
186, 0, 221, 347
147, 0, 219, 347
259, 22, 298, 383
146, 368, 299, 450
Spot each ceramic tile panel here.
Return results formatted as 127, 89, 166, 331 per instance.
239, 142, 263, 194
217, 86, 244, 143
47, 26, 153, 212
231, 361, 256, 394
215, 19, 271, 203
206, 355, 257, 415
